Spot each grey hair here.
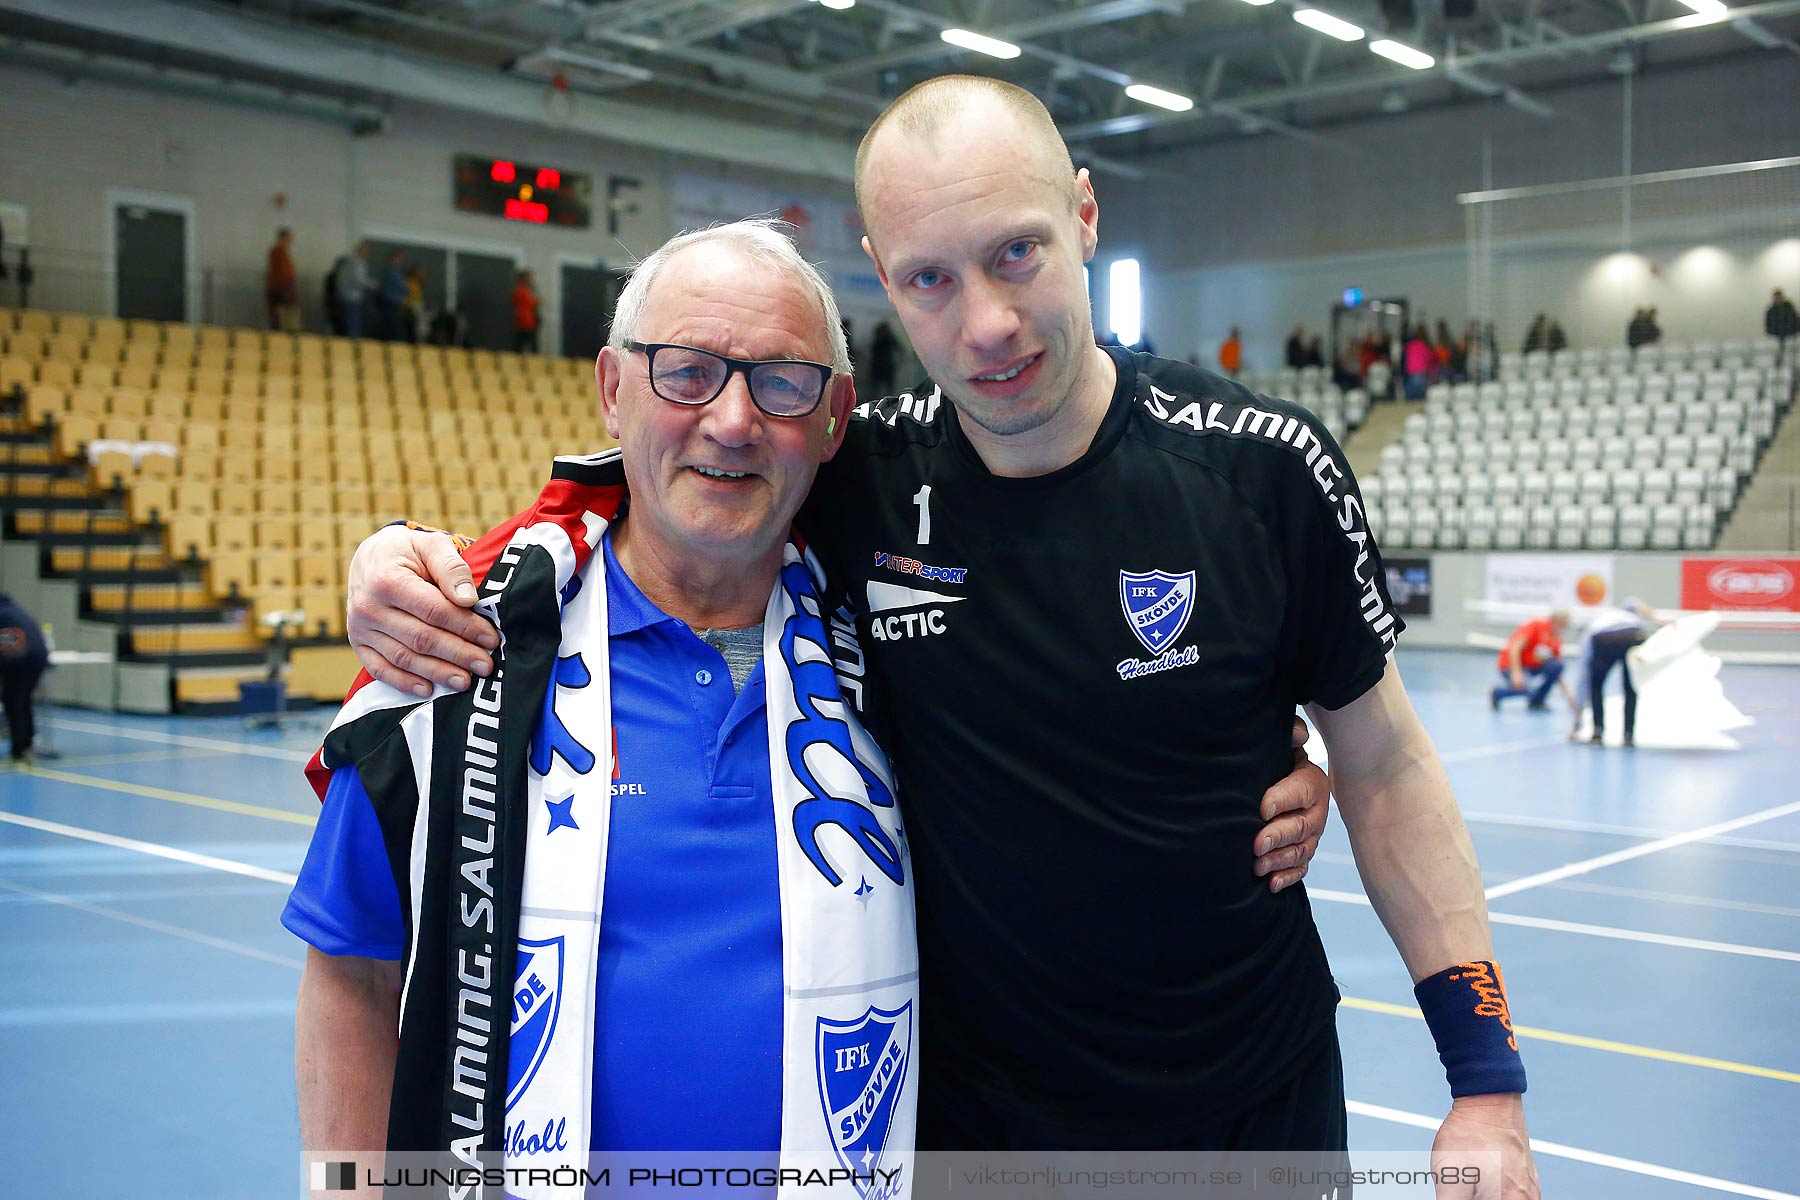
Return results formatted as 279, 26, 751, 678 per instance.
606, 217, 852, 376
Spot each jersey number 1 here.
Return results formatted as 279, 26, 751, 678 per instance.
913, 484, 932, 546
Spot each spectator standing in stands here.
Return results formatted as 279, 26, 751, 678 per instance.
868, 319, 900, 397
1626, 308, 1650, 349
1522, 313, 1548, 354
337, 242, 371, 339
1573, 599, 1663, 747
1303, 335, 1325, 369
1402, 325, 1433, 399
1358, 331, 1381, 379
512, 269, 541, 354
1451, 323, 1474, 382
1545, 319, 1568, 353
1491, 610, 1575, 714
324, 255, 348, 337
402, 266, 424, 344
376, 251, 408, 342
1218, 325, 1243, 377
0, 592, 49, 763
1432, 320, 1454, 378
1285, 324, 1307, 369
265, 228, 298, 332
1766, 289, 1798, 359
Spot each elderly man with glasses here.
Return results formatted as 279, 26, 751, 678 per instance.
286, 221, 932, 1187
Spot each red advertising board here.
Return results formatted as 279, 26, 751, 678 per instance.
1680, 558, 1800, 612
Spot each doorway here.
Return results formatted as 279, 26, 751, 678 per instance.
559, 261, 630, 362
110, 193, 193, 322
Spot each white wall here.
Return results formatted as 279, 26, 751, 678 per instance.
1099, 52, 1800, 370
0, 66, 683, 351
0, 63, 917, 360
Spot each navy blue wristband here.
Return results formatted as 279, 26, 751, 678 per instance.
1414, 961, 1528, 1098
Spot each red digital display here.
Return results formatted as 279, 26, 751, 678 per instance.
456, 155, 589, 227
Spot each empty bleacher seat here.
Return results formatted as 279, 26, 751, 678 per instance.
1584, 504, 1617, 549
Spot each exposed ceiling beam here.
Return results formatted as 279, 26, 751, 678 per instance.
0, 32, 389, 128
808, 0, 1187, 81
1729, 15, 1800, 54
0, 0, 860, 180
582, 27, 838, 99
1060, 0, 1800, 143
651, 0, 817, 46
1443, 64, 1558, 116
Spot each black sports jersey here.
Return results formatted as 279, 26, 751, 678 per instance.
801, 346, 1402, 1143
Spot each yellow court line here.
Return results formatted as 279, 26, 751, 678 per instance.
11, 765, 317, 827
1341, 995, 1800, 1085
34, 749, 232, 769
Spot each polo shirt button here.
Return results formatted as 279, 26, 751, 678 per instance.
695, 669, 713, 686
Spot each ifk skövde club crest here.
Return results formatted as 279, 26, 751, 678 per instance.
507, 936, 566, 1111
1119, 569, 1197, 657
816, 1003, 913, 1190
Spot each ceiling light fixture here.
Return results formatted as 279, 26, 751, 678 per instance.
939, 28, 1023, 59
1675, 0, 1729, 17
813, 0, 856, 9
1292, 8, 1366, 40
1124, 82, 1196, 111
1369, 39, 1435, 69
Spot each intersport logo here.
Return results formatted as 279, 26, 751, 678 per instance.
1706, 561, 1795, 603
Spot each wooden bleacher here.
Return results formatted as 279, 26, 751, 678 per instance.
0, 306, 615, 710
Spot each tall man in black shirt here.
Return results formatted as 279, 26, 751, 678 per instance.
340, 76, 1537, 1195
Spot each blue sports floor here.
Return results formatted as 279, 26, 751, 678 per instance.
2, 647, 1797, 1198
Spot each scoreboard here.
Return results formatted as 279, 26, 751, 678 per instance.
453, 155, 592, 227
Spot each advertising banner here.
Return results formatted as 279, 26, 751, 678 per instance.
1484, 554, 1616, 609
1385, 557, 1433, 617
1680, 558, 1800, 612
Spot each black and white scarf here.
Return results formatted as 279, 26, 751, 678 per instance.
306, 451, 919, 1198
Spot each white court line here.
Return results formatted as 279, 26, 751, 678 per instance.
0, 876, 303, 970
1476, 912, 1800, 964
1484, 799, 1800, 900
1307, 887, 1800, 963
1463, 810, 1800, 855
1347, 1100, 1800, 1200
1548, 879, 1800, 920
1437, 734, 1569, 764
41, 716, 314, 762
0, 811, 299, 885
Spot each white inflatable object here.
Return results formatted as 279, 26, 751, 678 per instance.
1578, 612, 1753, 749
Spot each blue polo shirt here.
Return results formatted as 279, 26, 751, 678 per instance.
282, 534, 785, 1151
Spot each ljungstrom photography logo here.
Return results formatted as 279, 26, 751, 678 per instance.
310, 1160, 357, 1192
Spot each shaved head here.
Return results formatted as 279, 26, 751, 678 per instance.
855, 75, 1076, 243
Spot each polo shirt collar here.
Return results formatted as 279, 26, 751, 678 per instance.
600, 530, 681, 637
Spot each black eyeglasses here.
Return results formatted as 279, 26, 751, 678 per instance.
624, 340, 833, 419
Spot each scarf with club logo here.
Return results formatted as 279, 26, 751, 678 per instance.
306, 450, 918, 1199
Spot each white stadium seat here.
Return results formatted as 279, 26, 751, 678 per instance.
1553, 504, 1586, 549
1584, 504, 1617, 549
1649, 504, 1685, 550
1617, 504, 1651, 550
